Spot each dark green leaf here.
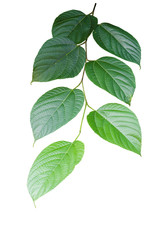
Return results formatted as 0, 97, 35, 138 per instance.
93, 23, 141, 65
85, 57, 135, 104
27, 140, 84, 201
52, 10, 97, 44
88, 15, 98, 34
32, 37, 85, 82
87, 103, 141, 155
31, 87, 84, 141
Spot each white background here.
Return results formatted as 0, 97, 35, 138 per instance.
1, 0, 160, 239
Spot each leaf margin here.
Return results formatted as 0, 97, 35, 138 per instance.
27, 140, 85, 201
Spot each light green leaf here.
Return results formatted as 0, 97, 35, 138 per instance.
52, 10, 97, 44
31, 87, 84, 141
85, 57, 135, 104
32, 37, 85, 82
93, 23, 141, 65
87, 103, 141, 155
27, 141, 84, 201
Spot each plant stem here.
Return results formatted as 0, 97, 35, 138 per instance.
90, 3, 97, 15
74, 41, 87, 89
74, 102, 87, 141
82, 81, 95, 111
85, 40, 89, 62
74, 4, 97, 141
74, 55, 94, 140
74, 64, 86, 89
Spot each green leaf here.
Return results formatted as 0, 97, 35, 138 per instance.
52, 10, 98, 44
27, 140, 84, 201
32, 37, 86, 82
87, 103, 141, 155
88, 15, 98, 35
93, 23, 141, 65
85, 57, 135, 104
31, 87, 84, 141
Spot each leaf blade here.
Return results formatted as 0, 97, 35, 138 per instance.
85, 57, 135, 104
87, 103, 141, 155
27, 140, 84, 201
88, 15, 98, 35
52, 10, 97, 44
32, 37, 86, 82
93, 23, 141, 65
30, 87, 84, 140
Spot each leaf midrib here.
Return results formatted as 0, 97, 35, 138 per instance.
54, 12, 84, 25
95, 110, 139, 152
68, 14, 88, 38
97, 58, 133, 75
34, 89, 75, 139
33, 88, 71, 111
35, 42, 79, 77
94, 61, 127, 95
33, 141, 76, 200
100, 24, 135, 60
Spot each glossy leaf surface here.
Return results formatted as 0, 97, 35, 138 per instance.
86, 57, 135, 104
52, 10, 97, 44
87, 103, 141, 155
27, 141, 84, 201
32, 37, 85, 82
31, 87, 84, 141
93, 23, 141, 65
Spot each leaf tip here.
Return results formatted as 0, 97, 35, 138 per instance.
127, 99, 131, 106
30, 79, 34, 85
136, 149, 142, 156
33, 200, 36, 208
33, 140, 36, 147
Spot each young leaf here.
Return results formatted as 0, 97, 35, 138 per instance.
31, 87, 84, 141
32, 37, 85, 82
93, 23, 141, 66
27, 141, 84, 201
52, 10, 98, 44
85, 57, 135, 104
87, 103, 141, 155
